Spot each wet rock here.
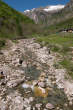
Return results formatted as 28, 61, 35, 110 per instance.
46, 103, 55, 109
22, 61, 27, 68
40, 73, 46, 77
25, 91, 31, 94
0, 100, 7, 110
52, 81, 56, 85
7, 77, 25, 88
5, 91, 24, 110
25, 107, 31, 110
56, 107, 60, 110
33, 80, 38, 86
35, 103, 42, 108
38, 76, 45, 82
64, 103, 68, 107
33, 107, 36, 110
38, 82, 46, 88
69, 101, 73, 106
46, 79, 52, 87
26, 77, 31, 80
38, 87, 46, 94
0, 38, 73, 110
29, 97, 34, 102
24, 98, 30, 104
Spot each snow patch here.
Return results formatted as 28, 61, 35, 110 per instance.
43, 5, 65, 12
24, 8, 35, 13
24, 9, 30, 13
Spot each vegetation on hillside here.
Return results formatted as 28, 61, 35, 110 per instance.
37, 33, 73, 78
48, 17, 73, 33
0, 0, 42, 39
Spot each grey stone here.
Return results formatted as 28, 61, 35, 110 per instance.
46, 103, 55, 109
38, 82, 46, 88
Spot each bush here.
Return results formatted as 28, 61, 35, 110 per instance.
0, 40, 5, 48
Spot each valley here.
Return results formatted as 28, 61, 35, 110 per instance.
0, 38, 73, 110
0, 0, 73, 109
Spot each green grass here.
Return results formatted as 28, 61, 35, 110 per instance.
59, 59, 73, 78
0, 1, 41, 39
37, 33, 73, 78
37, 33, 73, 48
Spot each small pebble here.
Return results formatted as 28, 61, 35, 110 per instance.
69, 101, 73, 106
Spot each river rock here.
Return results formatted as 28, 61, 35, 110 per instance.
38, 82, 46, 88
24, 98, 30, 104
33, 107, 36, 110
33, 80, 38, 86
29, 97, 34, 102
69, 101, 73, 106
40, 73, 46, 77
64, 103, 68, 107
0, 38, 73, 110
38, 86, 46, 94
25, 107, 31, 110
38, 76, 45, 82
56, 107, 60, 110
7, 77, 25, 88
35, 103, 42, 108
46, 103, 55, 109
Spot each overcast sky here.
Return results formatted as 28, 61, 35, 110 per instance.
3, 0, 69, 12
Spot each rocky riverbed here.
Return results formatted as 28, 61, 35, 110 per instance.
0, 38, 73, 110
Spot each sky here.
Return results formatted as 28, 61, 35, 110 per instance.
3, 0, 69, 12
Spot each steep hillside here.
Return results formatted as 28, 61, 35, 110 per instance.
48, 16, 73, 33
0, 1, 39, 39
24, 0, 73, 28
24, 5, 65, 25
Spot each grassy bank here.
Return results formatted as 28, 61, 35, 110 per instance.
37, 32, 73, 78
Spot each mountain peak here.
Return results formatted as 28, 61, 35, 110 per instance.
24, 4, 65, 24
24, 5, 65, 13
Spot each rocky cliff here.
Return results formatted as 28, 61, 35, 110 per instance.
24, 5, 65, 25
24, 0, 73, 26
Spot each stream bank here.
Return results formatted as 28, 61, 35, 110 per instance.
0, 38, 73, 110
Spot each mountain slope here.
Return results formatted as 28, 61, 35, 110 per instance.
0, 1, 38, 39
24, 0, 73, 28
24, 5, 65, 25
48, 0, 73, 32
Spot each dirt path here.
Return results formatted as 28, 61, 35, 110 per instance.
0, 38, 73, 110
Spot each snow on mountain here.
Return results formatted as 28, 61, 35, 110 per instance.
43, 5, 65, 12
24, 9, 30, 13
24, 5, 65, 24
24, 5, 65, 13
24, 8, 35, 13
